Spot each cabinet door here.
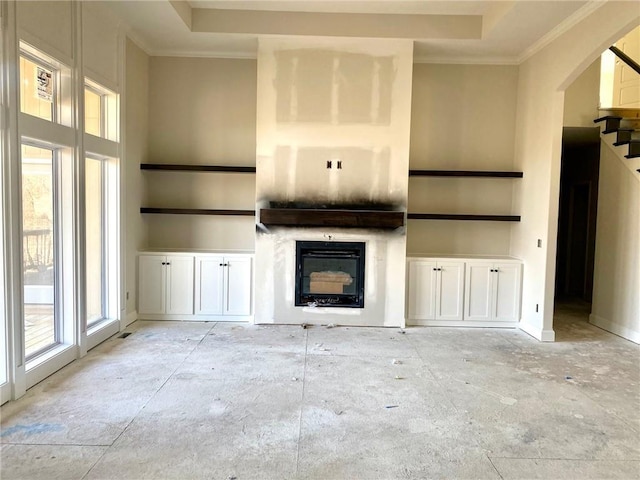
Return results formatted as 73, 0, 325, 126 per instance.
165, 256, 194, 315
407, 260, 437, 320
464, 262, 493, 321
138, 255, 166, 314
435, 261, 464, 321
194, 256, 224, 315
225, 256, 252, 316
493, 263, 522, 322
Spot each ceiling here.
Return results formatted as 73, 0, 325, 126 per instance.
105, 0, 600, 63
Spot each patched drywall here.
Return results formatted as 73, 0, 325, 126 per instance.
255, 37, 413, 326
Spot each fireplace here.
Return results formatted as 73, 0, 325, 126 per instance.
295, 241, 365, 308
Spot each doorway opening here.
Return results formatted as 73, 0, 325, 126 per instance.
555, 127, 601, 305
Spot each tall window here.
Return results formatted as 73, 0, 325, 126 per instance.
85, 157, 106, 327
84, 78, 118, 330
21, 144, 58, 358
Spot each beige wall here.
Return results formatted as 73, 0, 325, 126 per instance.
590, 142, 639, 343
511, 3, 639, 341
563, 58, 600, 127
82, 2, 121, 88
125, 39, 149, 316
145, 57, 257, 250
407, 64, 519, 255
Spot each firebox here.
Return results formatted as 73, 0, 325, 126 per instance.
295, 241, 365, 308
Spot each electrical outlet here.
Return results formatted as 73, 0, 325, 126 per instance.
536, 303, 539, 313
537, 239, 542, 248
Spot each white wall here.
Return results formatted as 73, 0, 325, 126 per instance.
125, 39, 148, 318
145, 57, 256, 250
563, 58, 600, 127
590, 142, 640, 343
510, 2, 639, 341
408, 64, 519, 255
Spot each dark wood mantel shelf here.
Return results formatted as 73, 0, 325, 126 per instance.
259, 208, 405, 229
409, 170, 523, 178
141, 164, 256, 173
141, 208, 255, 216
408, 213, 520, 222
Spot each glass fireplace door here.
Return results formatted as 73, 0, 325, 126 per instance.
296, 241, 365, 307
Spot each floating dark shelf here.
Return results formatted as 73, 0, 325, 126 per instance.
260, 208, 404, 229
141, 208, 255, 216
407, 213, 520, 222
141, 164, 256, 173
409, 170, 523, 178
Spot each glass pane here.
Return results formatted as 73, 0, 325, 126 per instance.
85, 158, 105, 325
21, 145, 56, 357
20, 57, 53, 121
85, 88, 102, 136
303, 258, 357, 295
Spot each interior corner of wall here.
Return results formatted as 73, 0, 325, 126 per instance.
125, 310, 137, 327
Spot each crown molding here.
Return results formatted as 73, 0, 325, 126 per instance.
148, 49, 257, 59
517, 0, 606, 64
413, 55, 519, 66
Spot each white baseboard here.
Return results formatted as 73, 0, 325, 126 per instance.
519, 320, 555, 342
589, 314, 640, 344
125, 310, 138, 326
408, 319, 517, 328
137, 313, 252, 322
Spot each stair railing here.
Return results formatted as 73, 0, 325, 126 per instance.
609, 46, 640, 75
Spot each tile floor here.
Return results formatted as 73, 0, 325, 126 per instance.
1, 304, 639, 479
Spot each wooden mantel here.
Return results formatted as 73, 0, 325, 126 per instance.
259, 208, 405, 229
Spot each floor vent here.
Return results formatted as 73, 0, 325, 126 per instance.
118, 332, 132, 339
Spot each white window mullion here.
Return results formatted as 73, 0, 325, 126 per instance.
3, 0, 27, 401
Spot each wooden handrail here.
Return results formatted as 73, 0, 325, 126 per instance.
609, 46, 640, 75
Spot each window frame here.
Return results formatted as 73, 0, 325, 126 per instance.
20, 141, 63, 361
84, 78, 118, 141
19, 50, 59, 124
85, 154, 108, 328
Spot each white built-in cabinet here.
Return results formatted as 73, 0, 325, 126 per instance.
194, 255, 252, 316
407, 256, 522, 327
138, 252, 253, 321
407, 260, 465, 321
138, 255, 194, 315
464, 261, 522, 323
